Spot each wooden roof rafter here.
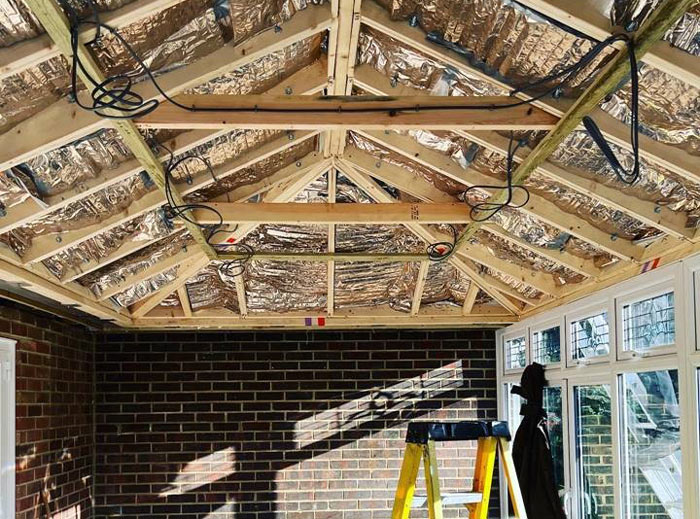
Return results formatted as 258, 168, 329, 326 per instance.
130, 159, 333, 318
353, 65, 693, 241
449, 0, 698, 261
0, 0, 190, 81
359, 0, 700, 187
514, 0, 700, 90
0, 4, 334, 171
0, 0, 697, 328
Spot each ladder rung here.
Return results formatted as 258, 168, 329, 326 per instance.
411, 492, 483, 507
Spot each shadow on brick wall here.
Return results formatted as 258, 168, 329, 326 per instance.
95, 329, 497, 519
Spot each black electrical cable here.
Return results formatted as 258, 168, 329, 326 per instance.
217, 243, 254, 278
154, 138, 253, 277
582, 37, 640, 185
152, 139, 223, 241
426, 224, 457, 261
463, 132, 530, 222
512, 32, 641, 186
62, 0, 636, 122
64, 0, 641, 228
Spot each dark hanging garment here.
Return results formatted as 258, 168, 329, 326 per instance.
511, 363, 567, 519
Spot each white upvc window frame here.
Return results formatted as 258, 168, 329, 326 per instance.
680, 255, 700, 518
568, 373, 617, 519
693, 269, 700, 353
496, 258, 700, 519
0, 337, 15, 519
616, 279, 678, 360
566, 299, 613, 368
529, 316, 564, 369
501, 381, 524, 437
502, 326, 528, 375
616, 365, 683, 519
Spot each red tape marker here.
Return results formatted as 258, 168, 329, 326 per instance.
640, 257, 660, 273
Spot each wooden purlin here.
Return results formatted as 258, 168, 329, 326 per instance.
215, 252, 462, 262
450, 0, 697, 253
135, 94, 559, 130
192, 202, 475, 224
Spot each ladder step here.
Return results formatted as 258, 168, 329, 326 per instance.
411, 492, 483, 507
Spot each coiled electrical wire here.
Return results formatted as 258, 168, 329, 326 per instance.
217, 243, 255, 278
426, 225, 457, 262
463, 132, 530, 222
152, 140, 224, 243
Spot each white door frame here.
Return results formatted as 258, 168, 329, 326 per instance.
0, 337, 15, 519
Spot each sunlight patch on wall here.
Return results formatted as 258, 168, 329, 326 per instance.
293, 360, 466, 449
159, 447, 236, 497
51, 504, 81, 519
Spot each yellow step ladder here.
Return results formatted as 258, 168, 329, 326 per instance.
391, 421, 527, 519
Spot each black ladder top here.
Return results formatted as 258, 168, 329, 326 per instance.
405, 421, 511, 444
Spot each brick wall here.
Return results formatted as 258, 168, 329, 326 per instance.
0, 300, 95, 519
94, 329, 498, 519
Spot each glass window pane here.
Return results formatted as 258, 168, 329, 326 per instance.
622, 292, 675, 351
620, 370, 682, 519
505, 336, 526, 370
532, 326, 561, 365
571, 311, 610, 360
574, 384, 614, 519
543, 386, 565, 497
506, 383, 524, 435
